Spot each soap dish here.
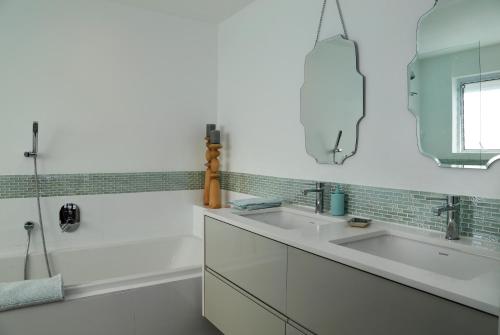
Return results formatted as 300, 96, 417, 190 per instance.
348, 217, 372, 228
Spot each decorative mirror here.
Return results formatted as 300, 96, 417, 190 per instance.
408, 0, 500, 169
301, 0, 364, 165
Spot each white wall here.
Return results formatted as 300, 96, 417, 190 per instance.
0, 0, 217, 175
217, 0, 500, 199
0, 0, 217, 255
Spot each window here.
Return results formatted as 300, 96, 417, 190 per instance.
459, 75, 500, 151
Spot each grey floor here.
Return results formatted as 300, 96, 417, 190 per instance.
0, 277, 222, 335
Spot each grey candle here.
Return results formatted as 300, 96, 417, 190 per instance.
206, 124, 216, 138
209, 130, 220, 144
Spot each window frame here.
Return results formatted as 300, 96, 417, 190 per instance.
456, 72, 500, 153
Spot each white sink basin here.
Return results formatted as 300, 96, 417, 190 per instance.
333, 233, 500, 280
238, 208, 336, 230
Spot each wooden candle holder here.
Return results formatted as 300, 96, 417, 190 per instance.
203, 137, 211, 206
207, 144, 222, 209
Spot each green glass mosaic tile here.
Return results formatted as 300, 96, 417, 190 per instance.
220, 171, 500, 243
0, 171, 204, 199
1, 169, 499, 242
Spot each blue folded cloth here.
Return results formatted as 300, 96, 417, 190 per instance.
0, 274, 64, 312
230, 197, 283, 211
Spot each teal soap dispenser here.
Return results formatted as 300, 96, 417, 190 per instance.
330, 185, 345, 216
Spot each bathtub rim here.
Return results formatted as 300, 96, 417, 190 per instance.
65, 264, 202, 300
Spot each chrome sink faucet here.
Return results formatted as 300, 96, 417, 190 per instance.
427, 195, 460, 240
303, 182, 325, 214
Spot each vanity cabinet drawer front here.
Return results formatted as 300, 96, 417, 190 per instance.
205, 216, 287, 313
286, 247, 498, 335
204, 271, 285, 335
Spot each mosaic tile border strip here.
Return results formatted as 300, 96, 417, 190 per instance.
0, 171, 204, 199
220, 171, 500, 243
2, 169, 498, 242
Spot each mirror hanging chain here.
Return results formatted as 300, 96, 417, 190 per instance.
314, 0, 349, 48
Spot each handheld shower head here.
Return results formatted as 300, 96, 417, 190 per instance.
333, 130, 343, 153
32, 121, 38, 154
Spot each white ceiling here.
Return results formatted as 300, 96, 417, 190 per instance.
104, 0, 255, 23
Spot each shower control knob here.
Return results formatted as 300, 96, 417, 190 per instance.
59, 203, 80, 232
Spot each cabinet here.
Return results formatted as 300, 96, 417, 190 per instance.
205, 216, 287, 313
286, 246, 498, 335
204, 216, 498, 335
204, 270, 285, 335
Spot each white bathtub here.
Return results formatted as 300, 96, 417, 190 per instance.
0, 235, 203, 299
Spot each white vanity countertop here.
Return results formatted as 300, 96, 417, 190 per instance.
205, 205, 500, 317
